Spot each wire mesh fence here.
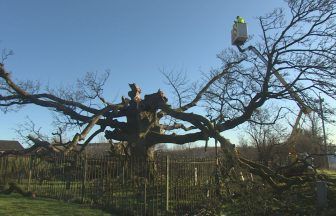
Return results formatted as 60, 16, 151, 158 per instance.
0, 154, 218, 215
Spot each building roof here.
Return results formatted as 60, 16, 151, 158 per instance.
0, 140, 24, 151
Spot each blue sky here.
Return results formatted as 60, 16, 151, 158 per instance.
1, 0, 334, 145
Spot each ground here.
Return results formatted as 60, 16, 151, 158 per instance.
0, 193, 111, 216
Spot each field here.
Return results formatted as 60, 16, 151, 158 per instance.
0, 193, 111, 216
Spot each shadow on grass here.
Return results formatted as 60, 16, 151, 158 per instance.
0, 193, 112, 216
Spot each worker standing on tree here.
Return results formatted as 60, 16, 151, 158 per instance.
235, 16, 245, 24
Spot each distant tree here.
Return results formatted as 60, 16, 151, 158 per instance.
292, 129, 323, 153
245, 108, 287, 166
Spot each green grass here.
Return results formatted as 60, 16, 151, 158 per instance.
318, 169, 336, 178
0, 193, 111, 216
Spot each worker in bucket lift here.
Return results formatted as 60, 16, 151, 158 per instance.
235, 16, 245, 24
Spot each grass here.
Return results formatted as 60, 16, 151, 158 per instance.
0, 193, 111, 216
318, 169, 336, 178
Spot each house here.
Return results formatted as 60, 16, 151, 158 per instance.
0, 140, 24, 153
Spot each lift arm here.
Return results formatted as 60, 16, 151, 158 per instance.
231, 21, 314, 159
231, 22, 311, 114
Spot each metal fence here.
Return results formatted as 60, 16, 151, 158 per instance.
0, 155, 218, 215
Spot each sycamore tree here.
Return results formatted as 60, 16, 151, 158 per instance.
0, 0, 336, 190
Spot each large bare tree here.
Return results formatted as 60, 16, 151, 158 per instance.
0, 0, 335, 189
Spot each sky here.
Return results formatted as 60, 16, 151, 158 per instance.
0, 0, 334, 146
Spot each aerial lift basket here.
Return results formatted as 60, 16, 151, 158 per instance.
231, 23, 248, 46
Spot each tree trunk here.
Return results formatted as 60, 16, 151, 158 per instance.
128, 141, 155, 179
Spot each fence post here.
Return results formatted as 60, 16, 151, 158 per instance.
122, 166, 125, 185
3, 157, 8, 185
28, 170, 32, 191
27, 156, 32, 191
166, 155, 169, 212
0, 157, 4, 185
316, 180, 328, 208
194, 167, 198, 186
144, 181, 147, 215
0, 157, 2, 185
81, 154, 87, 203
